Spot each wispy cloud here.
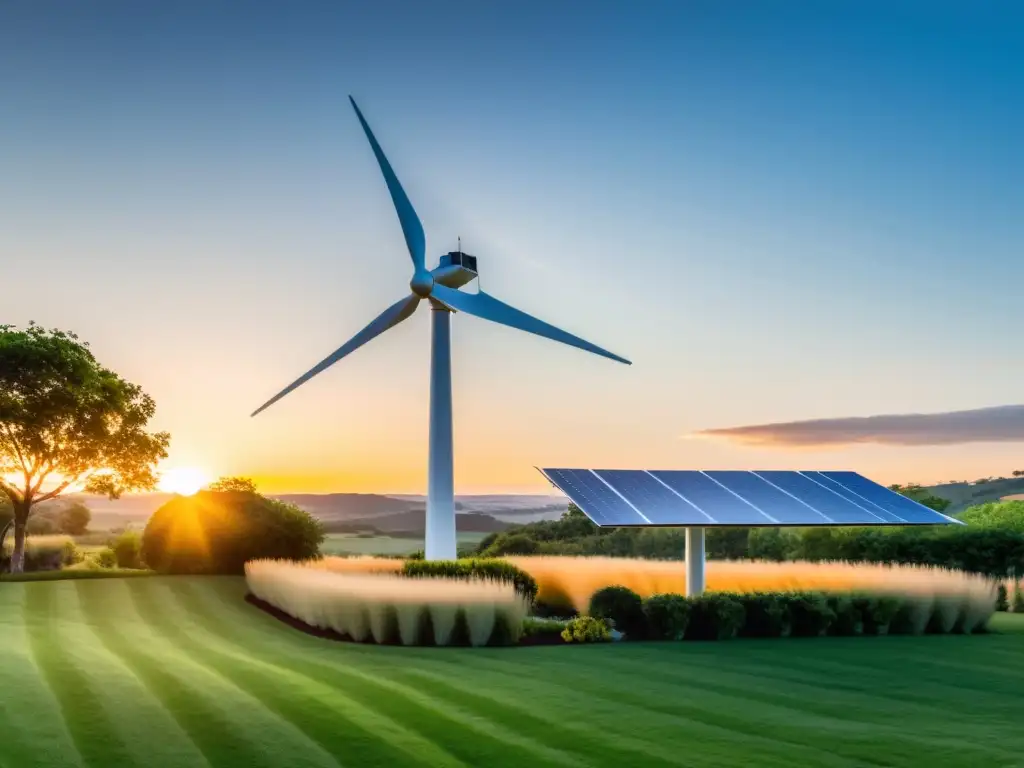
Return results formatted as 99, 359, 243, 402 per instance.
695, 405, 1024, 448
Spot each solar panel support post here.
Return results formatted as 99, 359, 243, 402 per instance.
685, 527, 706, 597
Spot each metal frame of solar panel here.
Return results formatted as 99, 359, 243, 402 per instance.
537, 468, 962, 596
538, 469, 960, 528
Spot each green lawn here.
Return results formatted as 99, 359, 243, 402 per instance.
320, 531, 487, 556
2, 578, 1023, 768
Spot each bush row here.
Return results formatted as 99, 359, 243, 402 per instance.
401, 558, 539, 603
580, 585, 992, 642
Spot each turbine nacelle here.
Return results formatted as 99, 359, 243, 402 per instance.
431, 250, 479, 291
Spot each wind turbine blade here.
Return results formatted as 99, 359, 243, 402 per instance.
349, 96, 426, 271
251, 294, 420, 417
430, 284, 630, 365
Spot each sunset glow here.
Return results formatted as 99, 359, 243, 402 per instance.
157, 467, 211, 496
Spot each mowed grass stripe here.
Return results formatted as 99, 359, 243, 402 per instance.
442, 646, 1016, 766
408, 650, 867, 768
587, 643, 1024, 729
50, 582, 211, 768
132, 579, 469, 768
190, 578, 850, 768
163, 578, 582, 768
74, 580, 340, 768
23, 582, 140, 768
388, 666, 697, 768
0, 586, 83, 768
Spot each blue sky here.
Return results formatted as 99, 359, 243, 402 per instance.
2, 2, 1022, 492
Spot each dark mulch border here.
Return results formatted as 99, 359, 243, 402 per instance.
246, 593, 352, 642
245, 592, 566, 647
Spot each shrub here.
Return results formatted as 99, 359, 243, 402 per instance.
642, 593, 690, 640
685, 593, 745, 641
246, 559, 527, 646
1, 535, 79, 572
561, 616, 611, 643
826, 595, 861, 636
782, 593, 835, 637
996, 583, 1009, 611
95, 547, 117, 569
112, 530, 144, 569
522, 616, 568, 642
852, 595, 900, 635
588, 585, 646, 638
142, 490, 324, 574
740, 593, 791, 638
532, 581, 579, 618
481, 533, 540, 557
1012, 582, 1024, 613
401, 559, 538, 603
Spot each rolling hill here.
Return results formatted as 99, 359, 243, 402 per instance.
48, 491, 566, 533
924, 476, 1024, 514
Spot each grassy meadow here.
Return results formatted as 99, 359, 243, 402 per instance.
2, 575, 1024, 768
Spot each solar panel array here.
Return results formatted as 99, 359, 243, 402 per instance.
538, 469, 962, 527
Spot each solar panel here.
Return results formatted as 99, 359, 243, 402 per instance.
538, 469, 962, 528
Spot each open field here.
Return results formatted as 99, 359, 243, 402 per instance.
1, 577, 1023, 767
320, 532, 488, 556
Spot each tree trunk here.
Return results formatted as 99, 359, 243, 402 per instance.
10, 502, 29, 574
0, 519, 11, 572
10, 520, 27, 574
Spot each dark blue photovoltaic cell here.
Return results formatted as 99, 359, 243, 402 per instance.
595, 470, 709, 525
542, 468, 647, 526
705, 471, 829, 525
540, 468, 962, 527
754, 471, 885, 524
820, 471, 954, 524
804, 472, 904, 523
649, 471, 773, 524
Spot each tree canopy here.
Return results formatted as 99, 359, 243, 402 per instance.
888, 483, 952, 512
0, 323, 169, 571
207, 476, 259, 494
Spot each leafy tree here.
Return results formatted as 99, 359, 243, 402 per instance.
207, 476, 258, 494
959, 501, 1024, 533
1013, 470, 1024, 478
0, 324, 169, 572
561, 503, 588, 522
889, 483, 952, 512
481, 532, 540, 557
58, 501, 91, 535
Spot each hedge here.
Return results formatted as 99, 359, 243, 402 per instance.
579, 589, 998, 645
401, 558, 539, 603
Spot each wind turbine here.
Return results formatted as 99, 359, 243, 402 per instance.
252, 97, 630, 560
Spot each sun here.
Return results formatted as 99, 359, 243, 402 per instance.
158, 467, 211, 496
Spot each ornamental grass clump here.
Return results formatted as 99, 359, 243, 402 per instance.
245, 559, 528, 647
506, 556, 997, 633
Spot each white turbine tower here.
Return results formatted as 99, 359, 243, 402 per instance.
252, 97, 630, 560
